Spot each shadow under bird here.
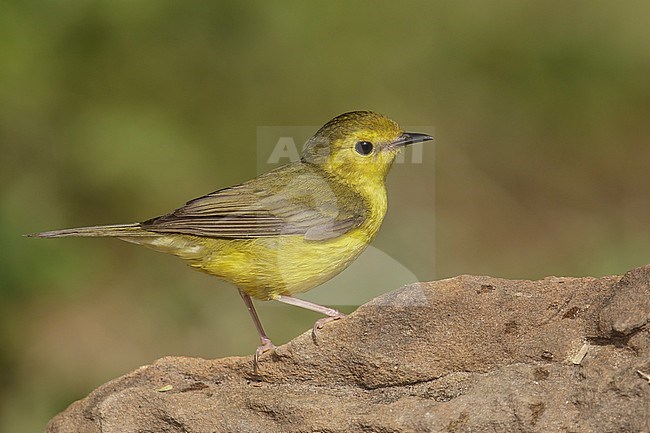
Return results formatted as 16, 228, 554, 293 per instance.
28, 111, 433, 365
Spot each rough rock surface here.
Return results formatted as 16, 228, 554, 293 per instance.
47, 265, 650, 433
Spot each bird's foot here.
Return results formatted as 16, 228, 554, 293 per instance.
273, 295, 348, 345
312, 313, 347, 344
253, 337, 276, 372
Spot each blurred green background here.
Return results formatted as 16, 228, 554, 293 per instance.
1, 1, 649, 431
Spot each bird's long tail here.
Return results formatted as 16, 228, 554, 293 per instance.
26, 223, 154, 238
27, 223, 208, 266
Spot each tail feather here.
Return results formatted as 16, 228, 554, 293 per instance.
26, 223, 153, 238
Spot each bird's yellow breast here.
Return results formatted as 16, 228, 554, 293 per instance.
129, 185, 388, 300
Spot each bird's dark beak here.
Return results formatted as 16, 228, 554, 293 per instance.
389, 132, 434, 148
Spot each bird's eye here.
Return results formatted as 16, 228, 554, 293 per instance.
354, 141, 374, 156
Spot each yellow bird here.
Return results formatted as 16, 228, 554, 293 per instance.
29, 111, 433, 363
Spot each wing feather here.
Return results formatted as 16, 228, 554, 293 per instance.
141, 163, 367, 240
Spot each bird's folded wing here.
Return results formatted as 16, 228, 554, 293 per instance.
141, 167, 367, 241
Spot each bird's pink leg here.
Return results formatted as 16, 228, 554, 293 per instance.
239, 290, 275, 370
275, 295, 347, 340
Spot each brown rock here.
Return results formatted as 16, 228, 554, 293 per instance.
46, 266, 650, 433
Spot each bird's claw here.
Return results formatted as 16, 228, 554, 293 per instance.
253, 338, 276, 373
312, 314, 347, 344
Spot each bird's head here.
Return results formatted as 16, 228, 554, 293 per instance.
301, 111, 432, 185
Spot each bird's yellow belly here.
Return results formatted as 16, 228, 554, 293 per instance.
203, 229, 371, 299
128, 228, 374, 300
